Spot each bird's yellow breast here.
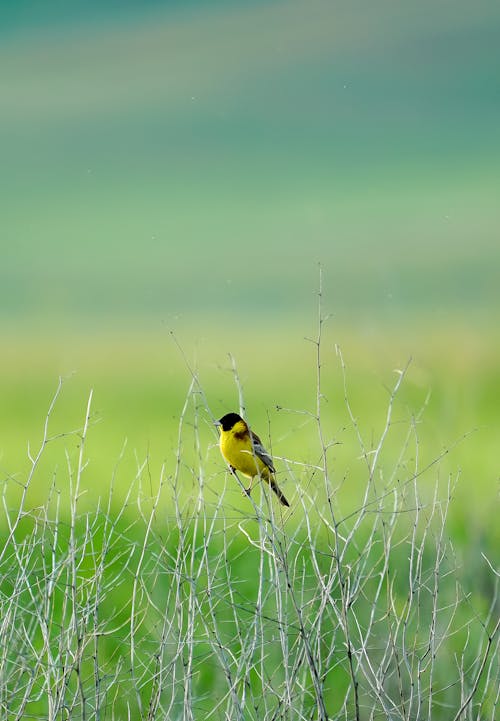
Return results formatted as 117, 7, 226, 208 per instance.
219, 422, 270, 480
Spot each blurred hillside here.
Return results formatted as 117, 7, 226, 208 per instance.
1, 0, 499, 329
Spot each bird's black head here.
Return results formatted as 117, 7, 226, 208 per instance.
218, 412, 244, 431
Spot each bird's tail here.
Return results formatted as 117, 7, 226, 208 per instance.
269, 476, 290, 507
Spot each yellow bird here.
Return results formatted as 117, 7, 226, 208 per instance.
217, 412, 290, 507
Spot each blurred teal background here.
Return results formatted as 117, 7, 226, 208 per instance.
2, 0, 499, 327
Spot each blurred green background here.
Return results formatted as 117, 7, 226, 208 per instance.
1, 0, 499, 526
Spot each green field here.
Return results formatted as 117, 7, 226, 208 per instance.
2, 320, 498, 518
1, 319, 499, 719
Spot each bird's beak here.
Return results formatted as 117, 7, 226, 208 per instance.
214, 419, 221, 427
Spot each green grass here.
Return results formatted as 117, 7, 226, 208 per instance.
0, 319, 499, 719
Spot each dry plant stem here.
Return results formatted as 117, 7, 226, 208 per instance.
229, 353, 246, 419
68, 389, 93, 721
452, 615, 500, 721
170, 331, 216, 424
0, 377, 63, 566
313, 274, 360, 721
171, 378, 198, 721
368, 359, 412, 491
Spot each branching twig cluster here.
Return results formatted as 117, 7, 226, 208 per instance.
0, 316, 498, 720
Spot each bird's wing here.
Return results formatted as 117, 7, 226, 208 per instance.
250, 430, 276, 473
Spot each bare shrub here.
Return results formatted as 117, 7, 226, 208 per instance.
1, 315, 498, 720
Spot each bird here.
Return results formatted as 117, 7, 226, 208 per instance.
216, 412, 290, 507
